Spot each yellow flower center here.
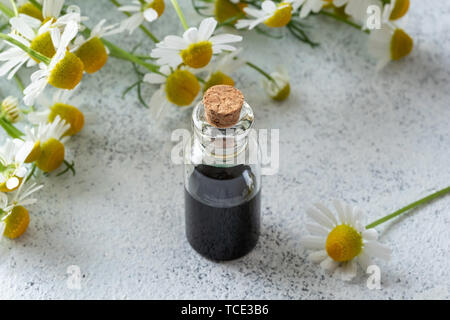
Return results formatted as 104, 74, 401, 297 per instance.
214, 0, 246, 24
326, 224, 363, 262
145, 0, 165, 16
389, 0, 409, 20
264, 3, 292, 28
18, 3, 43, 21
30, 31, 56, 60
48, 52, 84, 90
25, 141, 41, 163
49, 103, 85, 136
180, 41, 213, 69
36, 138, 65, 172
390, 28, 413, 61
204, 71, 234, 92
3, 206, 29, 239
271, 83, 290, 101
165, 70, 200, 106
75, 37, 108, 74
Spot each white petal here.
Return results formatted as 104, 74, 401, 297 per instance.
10, 17, 35, 40
118, 5, 141, 12
301, 235, 326, 250
198, 17, 217, 41
320, 257, 339, 271
335, 260, 357, 281
364, 241, 392, 260
314, 202, 338, 225
6, 177, 19, 190
308, 250, 328, 263
143, 8, 158, 22
262, 0, 277, 13
357, 251, 373, 271
209, 34, 242, 45
362, 228, 378, 241
306, 207, 334, 229
305, 222, 329, 237
183, 28, 199, 44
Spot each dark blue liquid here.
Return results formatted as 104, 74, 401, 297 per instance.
185, 165, 260, 261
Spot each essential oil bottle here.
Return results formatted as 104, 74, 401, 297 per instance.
184, 85, 261, 261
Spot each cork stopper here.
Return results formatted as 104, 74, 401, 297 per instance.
203, 85, 244, 128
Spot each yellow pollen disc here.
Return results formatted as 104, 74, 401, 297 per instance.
3, 206, 30, 239
48, 52, 84, 90
264, 3, 292, 28
75, 37, 108, 74
36, 138, 65, 173
146, 0, 165, 16
214, 0, 246, 24
25, 141, 41, 163
390, 28, 413, 61
272, 83, 290, 101
18, 3, 43, 21
0, 176, 23, 193
30, 32, 56, 60
326, 224, 363, 262
204, 71, 235, 92
165, 70, 200, 106
390, 0, 409, 20
49, 103, 85, 136
180, 41, 213, 69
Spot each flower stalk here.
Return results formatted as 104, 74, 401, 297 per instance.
170, 0, 189, 31
366, 186, 450, 229
319, 10, 370, 34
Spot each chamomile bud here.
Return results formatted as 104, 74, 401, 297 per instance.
165, 70, 201, 106
1, 96, 21, 123
49, 103, 84, 136
263, 66, 290, 101
146, 0, 165, 17
2, 205, 29, 239
48, 52, 84, 90
18, 2, 44, 21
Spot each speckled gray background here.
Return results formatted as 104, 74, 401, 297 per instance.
0, 0, 449, 299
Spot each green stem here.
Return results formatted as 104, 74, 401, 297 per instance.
319, 10, 370, 34
14, 74, 24, 92
102, 39, 161, 74
9, 0, 18, 16
170, 0, 189, 30
245, 61, 274, 82
366, 186, 450, 229
0, 117, 24, 139
0, 33, 51, 65
0, 2, 14, 18
109, 0, 159, 43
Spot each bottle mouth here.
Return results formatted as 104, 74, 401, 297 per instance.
192, 101, 254, 161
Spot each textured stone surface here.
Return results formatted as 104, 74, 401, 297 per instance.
0, 0, 449, 299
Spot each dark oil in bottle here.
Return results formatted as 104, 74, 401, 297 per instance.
185, 164, 260, 261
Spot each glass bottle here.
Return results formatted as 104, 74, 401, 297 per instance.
184, 99, 261, 261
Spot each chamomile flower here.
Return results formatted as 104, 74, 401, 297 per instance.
368, 23, 413, 70
0, 179, 43, 239
236, 0, 304, 30
28, 88, 84, 136
144, 65, 201, 123
203, 48, 245, 92
118, 0, 165, 34
0, 139, 33, 192
72, 19, 121, 74
0, 15, 51, 79
23, 20, 84, 106
301, 201, 391, 281
32, 115, 70, 172
262, 65, 290, 101
151, 17, 242, 69
1, 96, 21, 123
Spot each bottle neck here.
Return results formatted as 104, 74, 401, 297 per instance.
192, 101, 254, 163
